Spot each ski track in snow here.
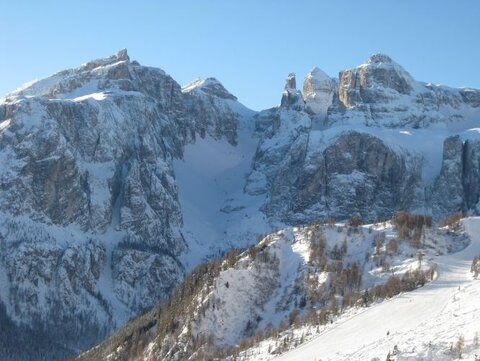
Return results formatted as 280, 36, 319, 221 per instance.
272, 218, 480, 361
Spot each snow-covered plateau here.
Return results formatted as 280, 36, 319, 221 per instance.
1, 50, 480, 360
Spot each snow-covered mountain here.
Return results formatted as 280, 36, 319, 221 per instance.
1, 50, 480, 360
249, 54, 480, 225
0, 50, 254, 359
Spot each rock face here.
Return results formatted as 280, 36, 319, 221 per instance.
182, 77, 240, 144
1, 51, 480, 360
280, 73, 305, 110
431, 136, 480, 218
250, 122, 423, 224
295, 132, 418, 221
338, 53, 415, 108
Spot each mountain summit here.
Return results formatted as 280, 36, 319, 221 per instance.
0, 50, 252, 358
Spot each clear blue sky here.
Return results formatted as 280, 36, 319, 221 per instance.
1, 1, 479, 110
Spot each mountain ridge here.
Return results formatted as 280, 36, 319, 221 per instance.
1, 50, 480, 360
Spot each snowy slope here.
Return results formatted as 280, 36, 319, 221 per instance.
266, 218, 480, 361
174, 101, 269, 268
75, 216, 471, 361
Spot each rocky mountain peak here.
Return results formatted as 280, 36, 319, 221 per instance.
359, 53, 414, 84
303, 67, 335, 118
365, 53, 393, 64
80, 48, 131, 71
284, 73, 297, 90
338, 53, 415, 107
116, 48, 130, 61
280, 73, 305, 110
182, 77, 237, 100
5, 49, 138, 101
304, 67, 330, 82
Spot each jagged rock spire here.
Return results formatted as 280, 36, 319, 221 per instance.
284, 73, 297, 91
280, 73, 305, 110
182, 77, 237, 100
116, 48, 129, 61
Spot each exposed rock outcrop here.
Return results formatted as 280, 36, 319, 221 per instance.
280, 73, 306, 110
338, 53, 415, 108
257, 130, 423, 224
431, 136, 480, 218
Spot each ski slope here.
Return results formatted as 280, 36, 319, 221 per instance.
273, 218, 480, 361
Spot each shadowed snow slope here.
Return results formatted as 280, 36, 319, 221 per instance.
174, 105, 269, 269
